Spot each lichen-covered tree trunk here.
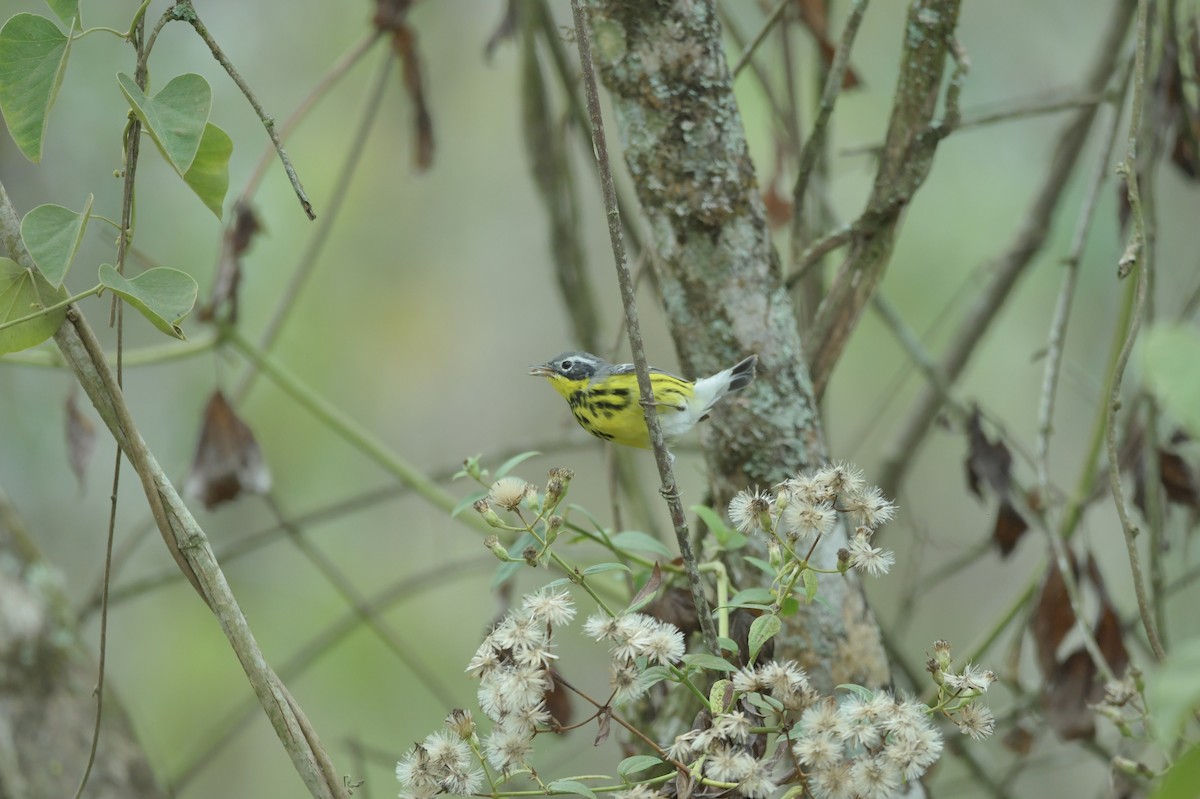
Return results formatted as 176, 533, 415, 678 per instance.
0, 490, 165, 799
582, 0, 889, 692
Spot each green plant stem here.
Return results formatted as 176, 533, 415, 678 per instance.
1, 330, 216, 368
221, 324, 492, 536
173, 0, 314, 219
0, 285, 101, 333
569, 0, 719, 658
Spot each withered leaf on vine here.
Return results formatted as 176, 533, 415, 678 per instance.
185, 390, 271, 510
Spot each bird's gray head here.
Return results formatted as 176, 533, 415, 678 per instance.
529, 351, 607, 382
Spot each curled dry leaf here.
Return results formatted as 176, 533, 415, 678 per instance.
964, 406, 1029, 554
185, 390, 271, 510
199, 202, 261, 323
65, 389, 96, 490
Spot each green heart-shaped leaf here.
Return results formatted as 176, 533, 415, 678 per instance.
0, 13, 72, 163
98, 264, 198, 340
183, 123, 231, 218
20, 194, 92, 287
117, 72, 211, 174
0, 256, 69, 354
43, 0, 79, 26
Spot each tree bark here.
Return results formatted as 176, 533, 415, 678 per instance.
0, 490, 166, 799
582, 0, 889, 692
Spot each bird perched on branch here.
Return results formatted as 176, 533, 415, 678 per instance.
530, 351, 757, 449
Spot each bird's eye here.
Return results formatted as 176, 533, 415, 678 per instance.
560, 359, 573, 371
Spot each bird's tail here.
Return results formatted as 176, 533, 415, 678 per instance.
694, 354, 758, 417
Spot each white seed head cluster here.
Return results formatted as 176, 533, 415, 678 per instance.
395, 728, 483, 799
487, 476, 535, 512
791, 692, 944, 798
584, 612, 685, 704
470, 588, 574, 774
727, 462, 897, 576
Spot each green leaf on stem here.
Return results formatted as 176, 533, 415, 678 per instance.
98, 264, 197, 339
837, 683, 875, 701
803, 568, 819, 604
617, 755, 664, 778
0, 256, 68, 354
1152, 741, 1200, 799
1147, 635, 1200, 751
43, 0, 79, 26
692, 504, 747, 550
0, 13, 72, 162
581, 562, 630, 576
609, 530, 671, 557
183, 123, 231, 219
117, 72, 211, 174
681, 652, 736, 673
748, 612, 781, 663
495, 450, 540, 479
726, 587, 774, 608
20, 194, 92, 287
547, 780, 597, 799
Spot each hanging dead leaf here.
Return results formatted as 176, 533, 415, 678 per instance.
628, 562, 663, 612
544, 668, 573, 730
794, 0, 862, 89
185, 391, 272, 510
1001, 721, 1035, 756
372, 0, 413, 32
392, 25, 435, 171
1043, 648, 1097, 741
199, 202, 261, 323
646, 585, 700, 638
992, 499, 1029, 556
593, 705, 611, 746
1030, 558, 1076, 679
65, 389, 96, 490
964, 407, 1012, 500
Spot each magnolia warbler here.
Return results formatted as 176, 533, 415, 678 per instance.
529, 351, 758, 449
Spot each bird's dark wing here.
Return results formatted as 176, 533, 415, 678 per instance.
608, 362, 689, 382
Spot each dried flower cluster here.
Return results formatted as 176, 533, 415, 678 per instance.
728, 462, 897, 576
466, 588, 576, 775
584, 612, 686, 704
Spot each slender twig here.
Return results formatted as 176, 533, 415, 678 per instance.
569, 0, 718, 655
241, 31, 382, 202
958, 91, 1108, 130
173, 0, 315, 219
730, 0, 790, 77
263, 495, 459, 707
1036, 58, 1133, 498
877, 0, 1136, 497
789, 0, 870, 227
787, 223, 854, 288
1107, 0, 1166, 662
234, 48, 395, 400
171, 557, 492, 790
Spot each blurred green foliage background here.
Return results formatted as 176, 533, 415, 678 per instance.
2, 0, 1198, 796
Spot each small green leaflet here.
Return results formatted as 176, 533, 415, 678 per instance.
748, 613, 781, 663
184, 123, 232, 219
546, 780, 597, 799
682, 652, 736, 672
98, 264, 198, 339
0, 256, 68, 354
20, 194, 92, 287
494, 450, 540, 479
803, 568, 819, 604
692, 504, 747, 550
609, 530, 671, 558
617, 755, 663, 779
581, 562, 631, 576
726, 586, 774, 609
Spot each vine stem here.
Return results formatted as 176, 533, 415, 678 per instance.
173, 0, 315, 219
1107, 0, 1165, 662
569, 0, 719, 656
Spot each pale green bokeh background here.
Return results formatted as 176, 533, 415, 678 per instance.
2, 1, 1198, 797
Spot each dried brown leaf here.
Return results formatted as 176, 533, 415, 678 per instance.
593, 706, 611, 746
646, 586, 700, 638
1043, 648, 1097, 741
392, 26, 435, 171
628, 562, 663, 612
185, 391, 272, 510
544, 668, 573, 730
1030, 558, 1076, 679
992, 498, 1029, 556
964, 406, 1012, 501
65, 390, 96, 490
199, 202, 260, 323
